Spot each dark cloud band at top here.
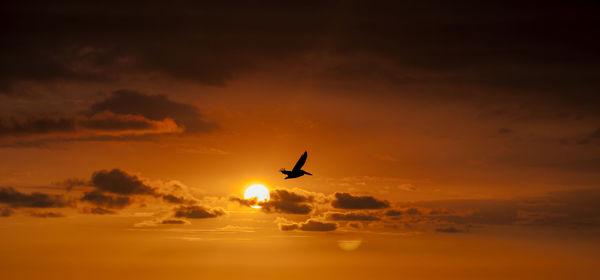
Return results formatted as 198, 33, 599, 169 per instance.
1, 1, 599, 115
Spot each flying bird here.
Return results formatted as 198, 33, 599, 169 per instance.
280, 151, 312, 179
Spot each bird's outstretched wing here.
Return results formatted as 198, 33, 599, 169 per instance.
292, 151, 308, 171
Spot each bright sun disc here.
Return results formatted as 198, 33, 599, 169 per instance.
244, 184, 270, 208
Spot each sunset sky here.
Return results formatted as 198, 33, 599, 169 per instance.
1, 1, 600, 279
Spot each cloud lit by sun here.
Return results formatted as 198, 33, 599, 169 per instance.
244, 184, 270, 208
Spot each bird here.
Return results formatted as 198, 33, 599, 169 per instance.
280, 151, 312, 179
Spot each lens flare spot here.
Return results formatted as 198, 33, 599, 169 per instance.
337, 239, 362, 251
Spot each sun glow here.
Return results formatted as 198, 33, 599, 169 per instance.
244, 184, 270, 208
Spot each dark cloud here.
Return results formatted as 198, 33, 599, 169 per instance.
30, 211, 65, 218
278, 218, 338, 232
84, 207, 115, 215
0, 119, 177, 149
161, 194, 187, 204
279, 223, 299, 231
347, 222, 363, 229
0, 117, 76, 136
385, 210, 403, 216
395, 189, 600, 229
173, 205, 225, 219
0, 207, 12, 217
420, 200, 520, 226
299, 219, 337, 232
531, 189, 600, 227
90, 169, 155, 195
327, 212, 380, 221
0, 92, 192, 147
0, 113, 174, 138
0, 133, 159, 148
573, 128, 600, 145
0, 187, 70, 208
80, 190, 131, 209
435, 227, 463, 233
259, 189, 313, 214
81, 168, 197, 212
428, 209, 451, 215
160, 219, 187, 225
229, 196, 258, 207
58, 178, 89, 191
78, 112, 159, 131
90, 90, 216, 133
331, 193, 389, 210
405, 208, 421, 215
3, 169, 199, 217
496, 128, 514, 136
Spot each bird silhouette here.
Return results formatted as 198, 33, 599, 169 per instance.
280, 151, 312, 179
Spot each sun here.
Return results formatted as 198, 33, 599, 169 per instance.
244, 184, 270, 208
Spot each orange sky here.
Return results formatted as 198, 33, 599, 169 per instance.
1, 1, 600, 279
